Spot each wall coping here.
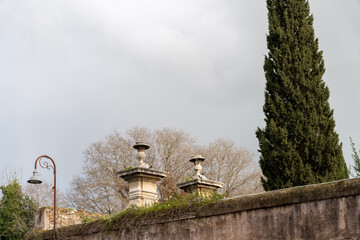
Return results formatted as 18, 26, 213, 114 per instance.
198, 177, 360, 218
27, 178, 360, 239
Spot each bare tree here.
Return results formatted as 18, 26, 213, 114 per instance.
153, 128, 197, 181
23, 182, 68, 208
0, 166, 22, 186
126, 127, 196, 176
201, 139, 263, 197
67, 130, 136, 214
67, 127, 262, 214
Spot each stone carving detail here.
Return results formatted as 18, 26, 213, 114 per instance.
178, 154, 223, 196
190, 154, 208, 180
133, 141, 150, 168
118, 142, 168, 207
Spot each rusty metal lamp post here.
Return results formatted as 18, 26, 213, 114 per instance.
28, 155, 57, 239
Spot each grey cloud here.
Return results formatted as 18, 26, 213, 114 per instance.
0, 0, 359, 190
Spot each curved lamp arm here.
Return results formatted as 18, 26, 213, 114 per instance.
33, 155, 57, 239
34, 155, 56, 173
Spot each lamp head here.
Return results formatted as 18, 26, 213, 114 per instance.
27, 170, 42, 184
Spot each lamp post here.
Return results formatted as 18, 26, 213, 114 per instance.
27, 155, 57, 239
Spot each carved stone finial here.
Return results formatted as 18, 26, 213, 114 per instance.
133, 141, 150, 168
189, 154, 207, 180
178, 154, 222, 196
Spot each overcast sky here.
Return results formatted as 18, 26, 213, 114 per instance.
1, 0, 359, 191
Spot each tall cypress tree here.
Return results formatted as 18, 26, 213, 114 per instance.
256, 0, 348, 191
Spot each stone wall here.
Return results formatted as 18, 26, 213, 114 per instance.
35, 207, 104, 231
28, 178, 360, 240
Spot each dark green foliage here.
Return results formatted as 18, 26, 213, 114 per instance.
0, 180, 37, 240
350, 138, 360, 177
256, 0, 348, 190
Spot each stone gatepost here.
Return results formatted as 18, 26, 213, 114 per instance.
177, 154, 223, 196
117, 142, 167, 207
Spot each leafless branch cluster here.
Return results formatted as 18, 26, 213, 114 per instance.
66, 127, 263, 214
23, 182, 68, 208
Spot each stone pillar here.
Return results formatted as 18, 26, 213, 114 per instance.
35, 207, 50, 230
177, 154, 223, 196
117, 142, 167, 207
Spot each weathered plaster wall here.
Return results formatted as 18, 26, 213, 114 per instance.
35, 207, 104, 231
28, 178, 360, 240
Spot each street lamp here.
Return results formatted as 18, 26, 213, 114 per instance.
28, 155, 57, 239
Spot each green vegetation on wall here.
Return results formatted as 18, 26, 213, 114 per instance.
256, 0, 348, 191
